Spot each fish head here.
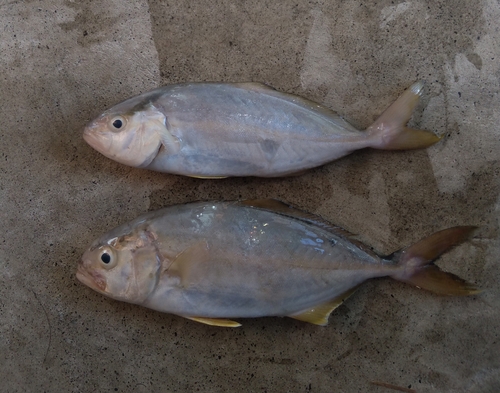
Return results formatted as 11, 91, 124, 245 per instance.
77, 224, 162, 304
83, 101, 166, 168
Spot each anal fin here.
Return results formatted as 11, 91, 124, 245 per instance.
185, 316, 242, 327
289, 286, 359, 326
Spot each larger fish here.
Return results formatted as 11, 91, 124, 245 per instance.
77, 200, 479, 327
83, 82, 441, 178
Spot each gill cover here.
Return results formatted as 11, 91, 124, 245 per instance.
115, 228, 162, 303
84, 104, 180, 168
79, 227, 162, 304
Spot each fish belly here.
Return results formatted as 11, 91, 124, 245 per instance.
146, 84, 367, 177
140, 202, 389, 318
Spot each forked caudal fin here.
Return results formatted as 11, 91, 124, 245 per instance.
390, 226, 481, 296
367, 81, 442, 150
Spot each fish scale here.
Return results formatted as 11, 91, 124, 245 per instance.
83, 81, 441, 178
77, 200, 480, 327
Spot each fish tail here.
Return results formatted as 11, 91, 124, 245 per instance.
367, 81, 442, 150
389, 226, 481, 295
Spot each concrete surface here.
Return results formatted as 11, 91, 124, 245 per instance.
1, 0, 499, 392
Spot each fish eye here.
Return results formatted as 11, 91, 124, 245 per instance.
110, 116, 126, 131
99, 247, 117, 269
101, 252, 111, 264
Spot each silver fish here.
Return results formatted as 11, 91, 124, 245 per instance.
83, 82, 441, 178
77, 200, 479, 327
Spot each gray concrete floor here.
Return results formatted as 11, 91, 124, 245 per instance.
1, 0, 499, 392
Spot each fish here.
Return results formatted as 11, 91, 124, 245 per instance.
77, 199, 480, 327
83, 82, 441, 178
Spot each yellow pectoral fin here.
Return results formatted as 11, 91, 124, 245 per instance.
289, 286, 360, 326
143, 104, 181, 154
185, 316, 242, 327
165, 240, 210, 286
157, 125, 181, 154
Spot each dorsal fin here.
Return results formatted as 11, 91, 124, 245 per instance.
230, 83, 347, 123
239, 199, 352, 235
231, 82, 277, 93
239, 199, 379, 258
239, 199, 354, 237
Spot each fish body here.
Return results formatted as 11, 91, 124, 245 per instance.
83, 82, 441, 178
77, 200, 479, 327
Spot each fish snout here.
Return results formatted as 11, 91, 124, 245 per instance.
82, 126, 101, 148
76, 259, 107, 292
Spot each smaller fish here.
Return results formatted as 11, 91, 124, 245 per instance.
77, 200, 480, 327
83, 82, 441, 178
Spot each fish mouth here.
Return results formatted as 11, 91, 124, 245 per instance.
76, 264, 107, 293
83, 126, 117, 161
82, 128, 93, 143
83, 127, 102, 149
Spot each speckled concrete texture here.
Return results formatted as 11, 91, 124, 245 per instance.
1, 0, 499, 392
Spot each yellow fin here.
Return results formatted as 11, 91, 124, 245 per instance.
165, 240, 210, 286
158, 129, 181, 154
400, 226, 477, 264
189, 175, 228, 179
391, 226, 481, 296
185, 316, 242, 327
289, 286, 359, 326
398, 266, 481, 296
367, 81, 442, 150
